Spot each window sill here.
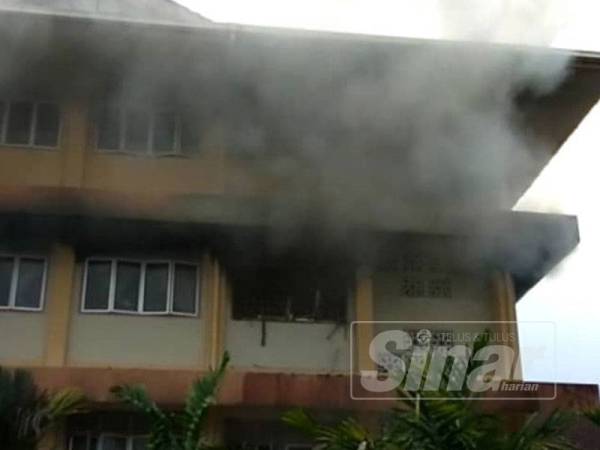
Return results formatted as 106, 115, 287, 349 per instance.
233, 316, 345, 325
0, 143, 58, 151
0, 306, 43, 312
80, 309, 198, 318
94, 148, 194, 159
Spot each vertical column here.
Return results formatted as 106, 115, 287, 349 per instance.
44, 243, 76, 367
491, 271, 522, 380
355, 267, 375, 372
60, 98, 88, 188
204, 256, 227, 369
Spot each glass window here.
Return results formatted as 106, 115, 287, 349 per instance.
14, 258, 44, 309
143, 263, 168, 312
70, 435, 89, 450
97, 106, 121, 150
34, 103, 60, 146
125, 109, 149, 152
84, 260, 112, 310
102, 436, 127, 450
114, 262, 141, 311
180, 115, 200, 154
6, 101, 33, 144
172, 264, 197, 314
0, 257, 13, 307
153, 112, 177, 152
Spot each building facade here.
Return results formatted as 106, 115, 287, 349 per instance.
0, 2, 599, 449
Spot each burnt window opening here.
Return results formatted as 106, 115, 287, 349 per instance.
0, 100, 60, 147
96, 105, 200, 156
232, 267, 348, 323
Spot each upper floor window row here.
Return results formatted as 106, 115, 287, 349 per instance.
82, 258, 200, 316
96, 106, 200, 156
0, 255, 47, 311
0, 101, 60, 148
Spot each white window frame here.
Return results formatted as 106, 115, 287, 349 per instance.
81, 257, 200, 317
95, 106, 189, 157
0, 254, 47, 312
69, 433, 149, 450
0, 100, 61, 149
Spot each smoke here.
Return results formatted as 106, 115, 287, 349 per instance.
0, 1, 575, 254
219, 1, 572, 236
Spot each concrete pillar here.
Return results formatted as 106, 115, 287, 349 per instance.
60, 99, 88, 188
204, 256, 227, 369
44, 243, 76, 367
355, 267, 375, 372
491, 271, 522, 380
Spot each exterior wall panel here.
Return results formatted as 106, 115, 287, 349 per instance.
226, 320, 349, 373
373, 271, 494, 335
67, 314, 204, 368
0, 149, 62, 187
0, 311, 46, 364
66, 262, 205, 369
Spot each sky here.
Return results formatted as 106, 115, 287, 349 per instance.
176, 0, 600, 385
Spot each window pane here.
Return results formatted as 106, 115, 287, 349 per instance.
125, 109, 149, 152
102, 436, 127, 450
34, 103, 59, 146
85, 260, 111, 310
143, 263, 168, 312
180, 116, 200, 154
152, 112, 176, 152
15, 258, 44, 309
70, 435, 88, 450
97, 106, 121, 150
114, 262, 141, 311
0, 101, 5, 140
6, 101, 33, 144
0, 257, 14, 307
172, 264, 197, 314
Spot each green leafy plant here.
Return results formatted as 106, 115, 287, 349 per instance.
583, 408, 600, 427
111, 351, 230, 450
284, 332, 577, 450
0, 366, 86, 450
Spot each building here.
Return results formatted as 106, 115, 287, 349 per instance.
0, 1, 599, 448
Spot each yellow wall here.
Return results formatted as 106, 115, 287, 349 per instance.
0, 98, 522, 372
0, 148, 62, 187
0, 99, 276, 209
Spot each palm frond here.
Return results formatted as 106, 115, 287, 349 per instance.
183, 351, 230, 449
110, 384, 168, 422
504, 410, 577, 450
111, 384, 176, 450
46, 388, 86, 421
583, 408, 600, 427
283, 409, 373, 450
